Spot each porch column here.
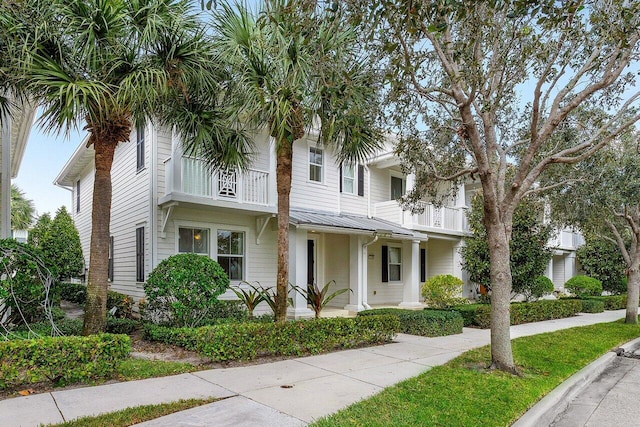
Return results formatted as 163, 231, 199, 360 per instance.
546, 258, 555, 289
564, 253, 576, 285
399, 239, 422, 308
345, 235, 365, 312
1, 112, 11, 239
452, 241, 465, 282
287, 226, 314, 319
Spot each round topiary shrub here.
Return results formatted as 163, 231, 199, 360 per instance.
421, 274, 467, 308
564, 275, 603, 298
143, 253, 230, 327
523, 276, 555, 301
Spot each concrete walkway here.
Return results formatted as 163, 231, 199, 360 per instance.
0, 310, 628, 427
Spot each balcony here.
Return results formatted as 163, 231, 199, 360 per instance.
551, 228, 584, 250
161, 156, 273, 210
374, 201, 468, 234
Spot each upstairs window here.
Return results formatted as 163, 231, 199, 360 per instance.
342, 164, 356, 194
309, 147, 323, 182
76, 180, 81, 213
136, 123, 145, 172
391, 176, 405, 200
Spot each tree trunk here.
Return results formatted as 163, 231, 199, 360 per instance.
625, 248, 640, 324
485, 212, 517, 373
82, 138, 116, 335
275, 141, 293, 323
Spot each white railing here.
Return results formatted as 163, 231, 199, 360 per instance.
374, 201, 468, 232
550, 228, 584, 249
164, 156, 270, 206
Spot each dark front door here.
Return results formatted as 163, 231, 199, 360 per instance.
307, 239, 315, 303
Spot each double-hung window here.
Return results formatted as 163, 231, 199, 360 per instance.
217, 230, 244, 281
136, 227, 144, 282
178, 227, 209, 254
342, 164, 356, 194
136, 124, 145, 172
309, 147, 323, 182
382, 245, 402, 282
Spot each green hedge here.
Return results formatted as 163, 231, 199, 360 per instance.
357, 308, 463, 337
56, 282, 133, 318
0, 334, 130, 389
5, 317, 139, 340
579, 299, 605, 313
451, 299, 582, 329
143, 315, 399, 362
585, 295, 628, 310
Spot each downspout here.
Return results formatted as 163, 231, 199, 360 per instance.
150, 123, 158, 270
361, 232, 378, 310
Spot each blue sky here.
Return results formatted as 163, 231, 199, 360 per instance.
13, 118, 85, 216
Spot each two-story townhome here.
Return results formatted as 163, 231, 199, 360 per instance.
0, 100, 35, 239
54, 123, 583, 316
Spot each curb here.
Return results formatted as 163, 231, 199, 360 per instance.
512, 336, 640, 427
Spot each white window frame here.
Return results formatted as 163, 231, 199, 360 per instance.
390, 173, 405, 200
309, 146, 324, 183
177, 225, 210, 255
216, 229, 246, 281
342, 163, 356, 195
387, 245, 402, 282
174, 221, 248, 283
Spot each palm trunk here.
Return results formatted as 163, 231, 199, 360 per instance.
275, 141, 293, 323
625, 248, 640, 324
486, 213, 517, 373
83, 138, 116, 335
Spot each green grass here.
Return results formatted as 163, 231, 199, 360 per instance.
46, 398, 217, 426
116, 358, 200, 381
314, 320, 640, 427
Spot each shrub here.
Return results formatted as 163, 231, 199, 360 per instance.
143, 254, 230, 328
55, 282, 133, 319
421, 275, 467, 308
106, 316, 140, 334
450, 299, 582, 329
358, 308, 463, 337
200, 300, 248, 324
577, 237, 627, 294
522, 276, 554, 302
579, 299, 605, 313
565, 275, 603, 297
584, 295, 627, 310
40, 206, 84, 281
0, 334, 130, 389
143, 315, 399, 362
0, 239, 53, 324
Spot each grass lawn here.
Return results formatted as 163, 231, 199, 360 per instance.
314, 320, 640, 427
46, 398, 217, 427
116, 358, 200, 381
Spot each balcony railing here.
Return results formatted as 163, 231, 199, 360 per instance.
374, 200, 468, 232
164, 156, 270, 206
550, 228, 584, 249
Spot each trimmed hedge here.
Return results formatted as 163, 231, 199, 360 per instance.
0, 334, 130, 389
584, 295, 629, 310
357, 308, 463, 337
56, 282, 133, 318
580, 299, 605, 313
451, 299, 582, 329
143, 315, 399, 362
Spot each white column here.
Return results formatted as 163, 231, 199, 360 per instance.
287, 226, 314, 319
399, 239, 422, 308
452, 241, 464, 282
345, 235, 365, 312
546, 258, 555, 288
268, 138, 277, 207
455, 182, 466, 207
564, 253, 576, 284
405, 172, 416, 194
1, 112, 11, 239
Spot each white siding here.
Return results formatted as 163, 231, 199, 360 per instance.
367, 240, 404, 305
552, 255, 566, 288
73, 164, 95, 276
369, 167, 392, 206
290, 139, 340, 212
427, 239, 455, 278
339, 168, 368, 215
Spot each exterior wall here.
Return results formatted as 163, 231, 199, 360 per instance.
369, 166, 393, 205
427, 239, 456, 278
322, 233, 350, 307
552, 254, 567, 289
73, 162, 95, 276
366, 239, 404, 305
290, 138, 340, 212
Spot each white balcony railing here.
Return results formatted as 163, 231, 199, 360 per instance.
550, 228, 585, 250
374, 200, 468, 232
164, 156, 270, 206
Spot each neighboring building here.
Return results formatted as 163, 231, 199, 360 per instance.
54, 124, 582, 316
0, 100, 36, 239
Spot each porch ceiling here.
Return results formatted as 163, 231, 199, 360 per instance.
289, 208, 418, 240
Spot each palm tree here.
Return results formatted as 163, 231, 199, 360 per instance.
211, 1, 383, 322
10, 184, 34, 230
4, 0, 252, 334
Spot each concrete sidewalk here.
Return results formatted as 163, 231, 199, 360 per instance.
0, 310, 628, 427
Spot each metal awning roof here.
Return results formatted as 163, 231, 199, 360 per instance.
289, 208, 418, 239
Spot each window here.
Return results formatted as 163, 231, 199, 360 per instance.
309, 147, 323, 182
391, 176, 405, 200
136, 227, 144, 282
76, 180, 81, 213
381, 245, 402, 282
342, 164, 355, 194
217, 230, 244, 280
136, 123, 145, 172
178, 227, 209, 254
108, 236, 114, 282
